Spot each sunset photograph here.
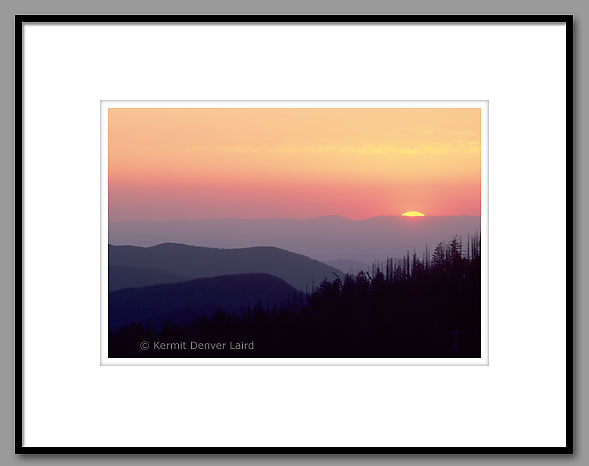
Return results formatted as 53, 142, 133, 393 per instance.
107, 105, 483, 359
17, 14, 572, 454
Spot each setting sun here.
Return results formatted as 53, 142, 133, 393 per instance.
401, 211, 425, 217
109, 107, 481, 221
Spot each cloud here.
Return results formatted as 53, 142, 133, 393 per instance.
189, 141, 480, 158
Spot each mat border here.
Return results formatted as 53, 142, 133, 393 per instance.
15, 14, 573, 454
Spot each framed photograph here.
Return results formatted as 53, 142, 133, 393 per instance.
103, 100, 488, 365
17, 15, 572, 453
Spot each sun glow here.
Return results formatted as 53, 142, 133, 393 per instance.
401, 211, 425, 217
109, 108, 481, 221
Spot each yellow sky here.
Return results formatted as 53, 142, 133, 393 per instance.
108, 107, 481, 220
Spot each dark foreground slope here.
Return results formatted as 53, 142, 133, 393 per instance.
108, 273, 298, 332
109, 243, 342, 291
109, 235, 482, 359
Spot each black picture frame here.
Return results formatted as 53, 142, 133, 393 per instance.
15, 14, 574, 454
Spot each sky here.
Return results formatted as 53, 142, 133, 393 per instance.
108, 107, 481, 221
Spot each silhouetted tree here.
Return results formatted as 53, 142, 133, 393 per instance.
109, 232, 482, 359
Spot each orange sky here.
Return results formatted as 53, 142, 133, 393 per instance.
108, 107, 481, 221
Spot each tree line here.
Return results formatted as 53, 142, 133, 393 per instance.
109, 233, 482, 358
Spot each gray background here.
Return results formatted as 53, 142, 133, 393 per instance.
1, 0, 584, 464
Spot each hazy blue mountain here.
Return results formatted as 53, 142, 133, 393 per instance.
108, 273, 298, 331
109, 215, 481, 263
325, 259, 372, 275
108, 265, 190, 292
108, 243, 343, 291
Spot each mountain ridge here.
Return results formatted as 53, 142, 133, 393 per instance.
108, 272, 298, 331
109, 216, 481, 263
109, 243, 343, 291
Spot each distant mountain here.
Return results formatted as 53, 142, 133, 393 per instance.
109, 215, 481, 263
325, 259, 372, 275
108, 273, 298, 331
108, 265, 190, 292
108, 243, 343, 291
